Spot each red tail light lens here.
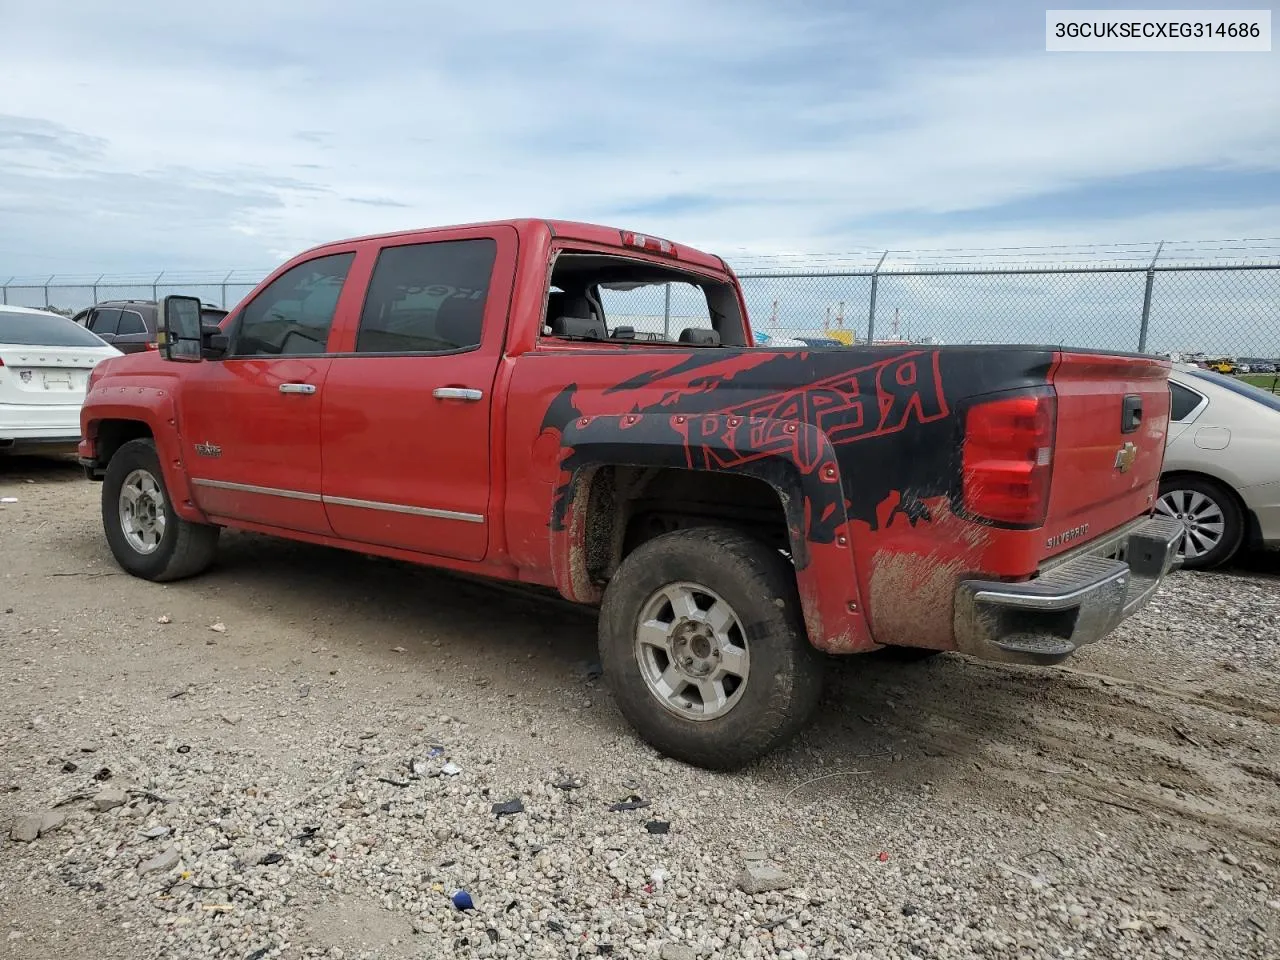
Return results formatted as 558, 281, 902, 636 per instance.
962, 391, 1056, 527
145, 341, 159, 351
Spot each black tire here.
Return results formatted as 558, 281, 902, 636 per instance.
598, 526, 824, 770
875, 645, 945, 662
1157, 474, 1244, 571
102, 438, 220, 582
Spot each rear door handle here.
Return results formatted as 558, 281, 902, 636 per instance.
432, 387, 483, 401
279, 382, 317, 395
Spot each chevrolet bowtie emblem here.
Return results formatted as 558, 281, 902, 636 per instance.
1114, 441, 1137, 473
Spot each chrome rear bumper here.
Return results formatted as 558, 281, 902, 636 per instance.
953, 515, 1184, 665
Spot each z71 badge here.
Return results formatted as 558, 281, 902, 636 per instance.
193, 442, 222, 458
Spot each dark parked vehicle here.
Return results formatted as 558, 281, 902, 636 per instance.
71, 300, 228, 354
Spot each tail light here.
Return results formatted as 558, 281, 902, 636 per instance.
962, 391, 1056, 527
146, 341, 159, 351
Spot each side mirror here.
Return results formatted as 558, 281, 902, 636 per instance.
160, 295, 204, 362
200, 323, 230, 360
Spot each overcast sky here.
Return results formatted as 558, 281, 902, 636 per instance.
2, 0, 1278, 277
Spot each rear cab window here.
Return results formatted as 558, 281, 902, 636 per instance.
539, 251, 747, 348
0, 310, 113, 347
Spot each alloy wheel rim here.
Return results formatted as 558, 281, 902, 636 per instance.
1155, 489, 1225, 560
634, 582, 750, 722
119, 468, 167, 555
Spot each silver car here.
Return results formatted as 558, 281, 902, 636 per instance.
1158, 365, 1280, 568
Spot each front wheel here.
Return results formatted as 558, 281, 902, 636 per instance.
1155, 475, 1244, 571
598, 527, 824, 770
102, 438, 220, 581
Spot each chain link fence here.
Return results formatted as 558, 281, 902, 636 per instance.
3, 243, 1278, 360
736, 262, 1280, 359
0, 271, 263, 318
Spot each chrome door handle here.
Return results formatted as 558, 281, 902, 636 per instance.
279, 382, 316, 395
432, 387, 483, 401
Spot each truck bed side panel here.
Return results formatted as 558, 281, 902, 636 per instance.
506, 344, 1061, 652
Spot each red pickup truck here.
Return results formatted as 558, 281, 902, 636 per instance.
79, 219, 1183, 769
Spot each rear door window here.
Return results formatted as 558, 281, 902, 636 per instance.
355, 239, 497, 353
88, 308, 121, 336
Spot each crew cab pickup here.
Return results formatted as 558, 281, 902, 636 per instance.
78, 219, 1183, 769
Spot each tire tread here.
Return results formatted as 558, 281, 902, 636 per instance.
598, 526, 823, 770
103, 438, 219, 582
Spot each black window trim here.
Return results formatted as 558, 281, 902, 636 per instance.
1169, 379, 1209, 424
349, 236, 499, 359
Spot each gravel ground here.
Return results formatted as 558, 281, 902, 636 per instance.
2, 455, 1278, 960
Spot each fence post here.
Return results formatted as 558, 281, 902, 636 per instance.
1, 278, 9, 305
663, 283, 672, 339
221, 270, 234, 308
44, 275, 54, 307
92, 274, 103, 305
1137, 241, 1164, 353
153, 271, 164, 301
866, 250, 889, 344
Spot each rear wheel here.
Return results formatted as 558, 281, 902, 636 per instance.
103, 438, 219, 581
1155, 475, 1244, 570
598, 527, 824, 770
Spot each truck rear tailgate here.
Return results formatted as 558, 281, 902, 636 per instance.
1042, 351, 1171, 561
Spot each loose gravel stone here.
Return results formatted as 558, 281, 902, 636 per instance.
9, 814, 41, 842
136, 845, 180, 876
738, 863, 793, 894
92, 788, 127, 812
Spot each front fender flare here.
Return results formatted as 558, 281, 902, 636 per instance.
82, 385, 207, 524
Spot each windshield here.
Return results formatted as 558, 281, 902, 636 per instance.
1185, 369, 1280, 414
0, 310, 108, 348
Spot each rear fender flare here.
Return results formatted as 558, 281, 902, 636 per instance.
545, 413, 873, 652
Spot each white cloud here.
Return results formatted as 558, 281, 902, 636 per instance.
0, 1, 1277, 275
